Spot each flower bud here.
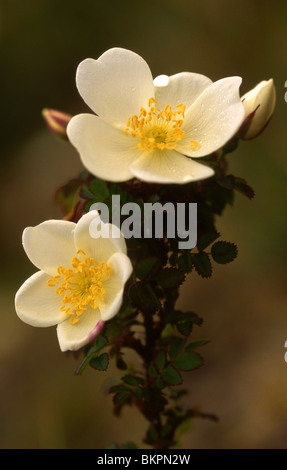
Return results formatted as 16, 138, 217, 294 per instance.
42, 108, 72, 140
240, 79, 276, 139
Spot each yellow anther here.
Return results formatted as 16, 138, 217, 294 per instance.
125, 98, 186, 153
48, 254, 112, 324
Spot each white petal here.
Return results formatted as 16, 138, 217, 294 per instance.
98, 252, 133, 321
22, 220, 76, 276
76, 48, 154, 128
15, 271, 67, 327
130, 149, 214, 184
177, 77, 245, 157
154, 72, 212, 110
74, 211, 128, 262
67, 113, 141, 182
57, 307, 102, 352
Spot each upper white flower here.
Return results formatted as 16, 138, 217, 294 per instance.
15, 211, 133, 352
67, 48, 245, 185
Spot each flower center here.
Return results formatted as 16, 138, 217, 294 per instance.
47, 250, 112, 324
125, 98, 188, 153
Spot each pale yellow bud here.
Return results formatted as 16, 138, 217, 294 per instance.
241, 79, 276, 139
42, 108, 72, 140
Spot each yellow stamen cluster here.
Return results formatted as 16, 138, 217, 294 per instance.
47, 251, 112, 324
125, 98, 187, 153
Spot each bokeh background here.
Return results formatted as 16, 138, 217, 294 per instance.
1, 0, 287, 449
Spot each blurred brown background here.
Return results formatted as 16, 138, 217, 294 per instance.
1, 0, 287, 449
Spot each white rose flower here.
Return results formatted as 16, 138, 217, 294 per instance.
67, 47, 245, 185
15, 211, 133, 352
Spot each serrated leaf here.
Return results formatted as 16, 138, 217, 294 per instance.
234, 177, 255, 199
178, 252, 193, 273
185, 339, 209, 350
122, 375, 145, 386
89, 353, 109, 371
169, 252, 178, 266
129, 282, 161, 313
135, 257, 161, 281
192, 252, 212, 278
173, 351, 202, 370
176, 320, 193, 337
148, 364, 159, 378
113, 390, 131, 405
154, 377, 165, 389
161, 365, 182, 385
155, 268, 185, 289
155, 350, 166, 371
169, 337, 186, 359
177, 311, 203, 326
211, 241, 238, 264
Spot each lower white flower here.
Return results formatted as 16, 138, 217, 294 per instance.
15, 211, 133, 352
67, 47, 245, 184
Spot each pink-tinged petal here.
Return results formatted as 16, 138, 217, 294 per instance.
57, 307, 102, 352
76, 48, 155, 128
88, 320, 105, 344
22, 220, 76, 275
15, 271, 67, 327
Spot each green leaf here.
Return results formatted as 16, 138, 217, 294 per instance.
185, 339, 209, 350
80, 184, 95, 200
161, 365, 182, 385
155, 350, 166, 371
148, 364, 158, 378
169, 252, 178, 266
192, 252, 212, 278
122, 375, 145, 386
168, 337, 186, 359
129, 281, 161, 313
176, 319, 193, 337
178, 252, 193, 273
90, 178, 110, 200
211, 241, 238, 264
90, 353, 109, 371
173, 351, 203, 371
155, 268, 185, 289
135, 256, 161, 281
234, 177, 255, 199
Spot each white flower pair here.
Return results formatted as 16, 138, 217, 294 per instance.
15, 48, 275, 351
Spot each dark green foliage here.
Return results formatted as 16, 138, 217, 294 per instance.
211, 241, 238, 264
62, 149, 254, 449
